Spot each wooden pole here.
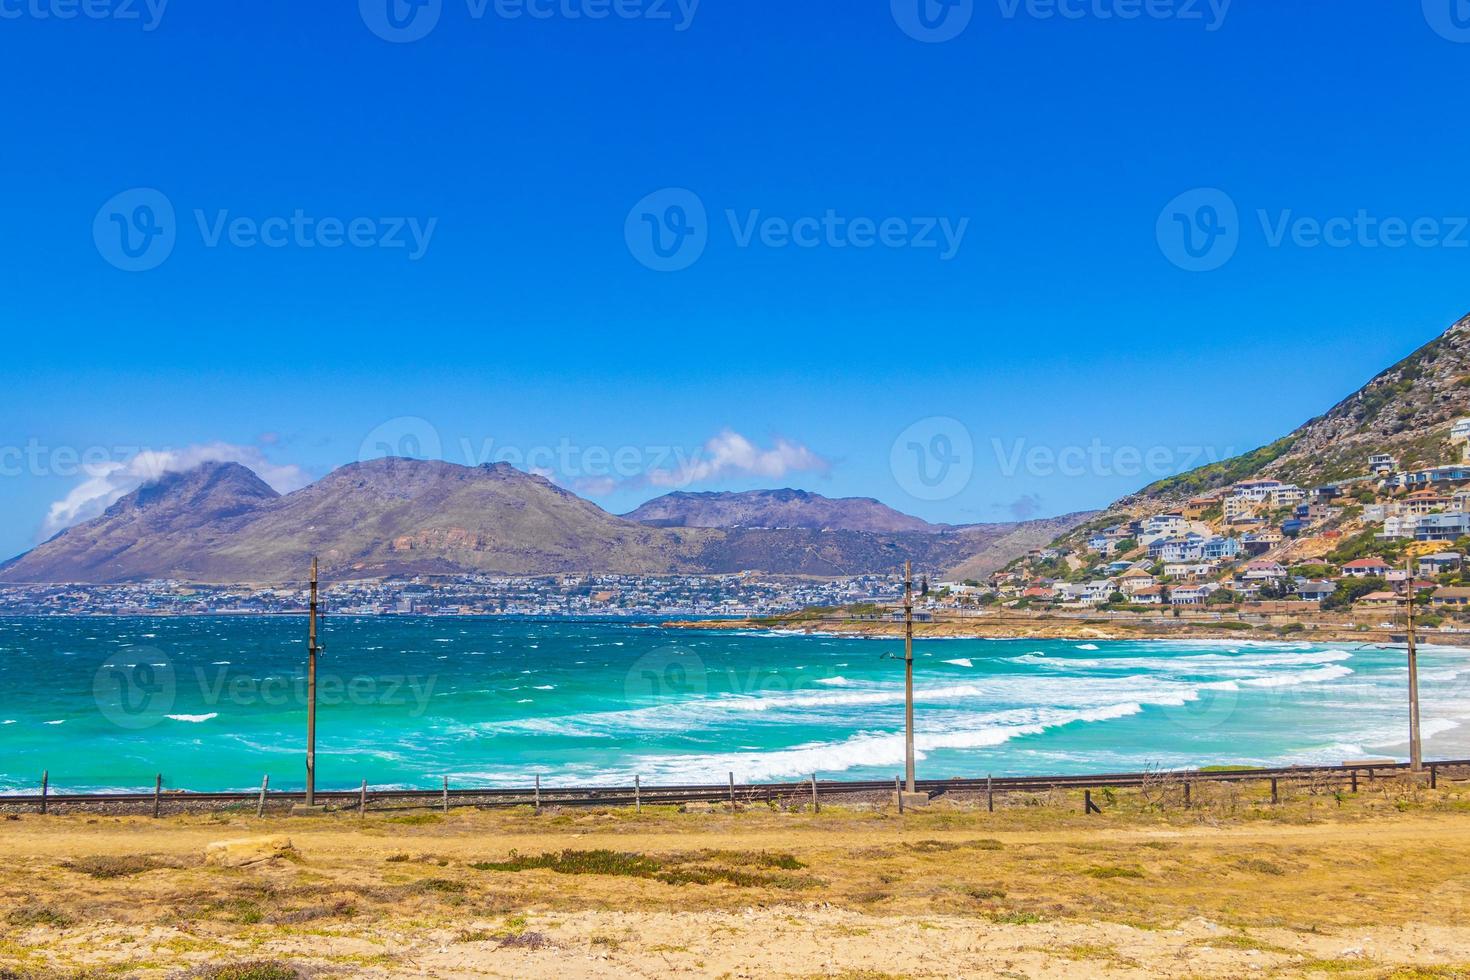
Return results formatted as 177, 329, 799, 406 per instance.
1183, 780, 1191, 809
40, 770, 48, 815
811, 773, 819, 813
635, 774, 641, 814
1406, 555, 1423, 772
903, 561, 916, 794
305, 557, 321, 807
729, 771, 736, 807
1270, 777, 1279, 805
360, 779, 368, 816
534, 773, 541, 814
1351, 769, 1358, 793
1430, 764, 1438, 790
986, 773, 994, 813
442, 775, 449, 814
153, 773, 162, 819
256, 775, 269, 818
896, 775, 904, 814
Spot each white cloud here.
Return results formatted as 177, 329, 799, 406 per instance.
41, 443, 309, 540
648, 430, 831, 488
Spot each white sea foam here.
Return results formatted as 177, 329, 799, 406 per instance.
1076, 643, 1100, 651
166, 713, 218, 723
1238, 665, 1353, 688
814, 677, 853, 686
1423, 718, 1461, 740
620, 702, 1148, 783
943, 658, 974, 668
44, 720, 64, 725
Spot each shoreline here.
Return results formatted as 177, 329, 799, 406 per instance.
658, 615, 1448, 644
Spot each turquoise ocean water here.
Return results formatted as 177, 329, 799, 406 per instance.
1, 616, 1466, 794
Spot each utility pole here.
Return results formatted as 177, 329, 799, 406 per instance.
904, 561, 916, 794
1406, 553, 1423, 772
305, 557, 322, 806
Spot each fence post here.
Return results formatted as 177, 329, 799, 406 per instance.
635, 774, 641, 814
896, 775, 903, 814
1430, 765, 1438, 790
1351, 769, 1358, 793
987, 774, 994, 813
534, 773, 541, 814
1084, 789, 1102, 815
1183, 780, 1191, 809
40, 770, 48, 816
1270, 777, 1279, 806
360, 779, 368, 817
729, 771, 735, 808
811, 774, 819, 814
256, 775, 269, 818
153, 774, 162, 819
442, 776, 448, 814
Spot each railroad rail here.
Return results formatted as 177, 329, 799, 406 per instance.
6, 759, 1465, 814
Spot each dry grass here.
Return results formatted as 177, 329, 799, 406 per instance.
2, 776, 1470, 977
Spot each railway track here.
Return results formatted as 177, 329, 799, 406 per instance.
7, 758, 1464, 812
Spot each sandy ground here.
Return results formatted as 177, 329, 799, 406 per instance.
4, 776, 1470, 978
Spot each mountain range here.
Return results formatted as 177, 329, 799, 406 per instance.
1120, 310, 1470, 510
0, 459, 1088, 584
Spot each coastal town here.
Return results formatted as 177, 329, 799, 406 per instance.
969, 417, 1470, 625
0, 572, 897, 619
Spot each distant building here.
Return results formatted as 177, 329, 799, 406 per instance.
1416, 513, 1470, 542
1369, 453, 1398, 475
1342, 557, 1392, 578
1419, 552, 1463, 576
1295, 580, 1336, 603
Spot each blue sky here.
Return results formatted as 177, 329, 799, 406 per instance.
2, 0, 1469, 561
